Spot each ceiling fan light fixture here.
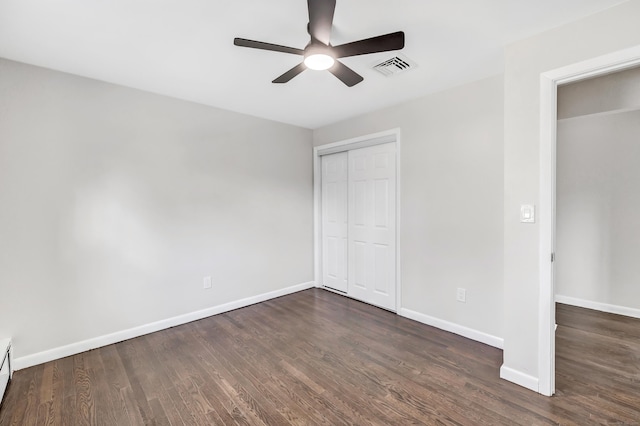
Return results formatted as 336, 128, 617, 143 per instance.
304, 53, 335, 70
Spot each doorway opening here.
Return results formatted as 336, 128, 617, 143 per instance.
538, 45, 640, 396
554, 64, 640, 402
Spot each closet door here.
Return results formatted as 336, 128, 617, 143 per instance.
321, 152, 349, 292
348, 143, 396, 311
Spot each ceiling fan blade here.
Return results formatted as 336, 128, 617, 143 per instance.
332, 31, 405, 58
234, 38, 304, 55
273, 63, 307, 83
307, 0, 336, 45
328, 60, 363, 87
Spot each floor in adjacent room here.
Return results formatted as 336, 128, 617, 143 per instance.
1, 289, 639, 425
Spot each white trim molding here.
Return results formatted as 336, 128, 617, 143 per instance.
556, 295, 640, 320
538, 71, 557, 397
500, 365, 539, 393
399, 308, 504, 349
13, 281, 316, 371
538, 44, 640, 397
314, 129, 398, 156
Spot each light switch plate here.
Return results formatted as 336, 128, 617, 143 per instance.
520, 204, 535, 223
203, 276, 212, 289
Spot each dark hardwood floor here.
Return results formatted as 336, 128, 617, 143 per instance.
1, 290, 639, 425
555, 303, 640, 425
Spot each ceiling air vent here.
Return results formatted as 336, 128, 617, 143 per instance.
372, 54, 417, 77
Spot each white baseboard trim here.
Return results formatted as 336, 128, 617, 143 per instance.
500, 365, 539, 393
13, 281, 316, 371
555, 295, 640, 320
398, 308, 504, 349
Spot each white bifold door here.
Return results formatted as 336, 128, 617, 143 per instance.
321, 142, 396, 311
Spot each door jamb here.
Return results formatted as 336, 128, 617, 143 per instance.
313, 128, 401, 312
538, 45, 640, 397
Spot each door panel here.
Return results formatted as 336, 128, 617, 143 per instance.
348, 143, 396, 310
321, 152, 348, 292
374, 179, 389, 228
374, 243, 390, 295
353, 240, 367, 290
353, 181, 367, 226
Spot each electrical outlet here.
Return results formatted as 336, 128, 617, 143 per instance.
456, 288, 466, 303
203, 276, 212, 289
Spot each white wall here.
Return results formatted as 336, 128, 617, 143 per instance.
558, 65, 640, 119
556, 109, 640, 311
503, 0, 640, 385
0, 58, 313, 363
314, 75, 505, 342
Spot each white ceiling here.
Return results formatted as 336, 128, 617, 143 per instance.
0, 0, 628, 129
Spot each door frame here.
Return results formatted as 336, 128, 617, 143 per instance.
313, 128, 402, 312
538, 45, 640, 396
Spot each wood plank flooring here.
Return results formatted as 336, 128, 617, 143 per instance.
1, 290, 639, 425
555, 303, 640, 425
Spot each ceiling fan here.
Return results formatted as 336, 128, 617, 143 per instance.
233, 0, 405, 87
